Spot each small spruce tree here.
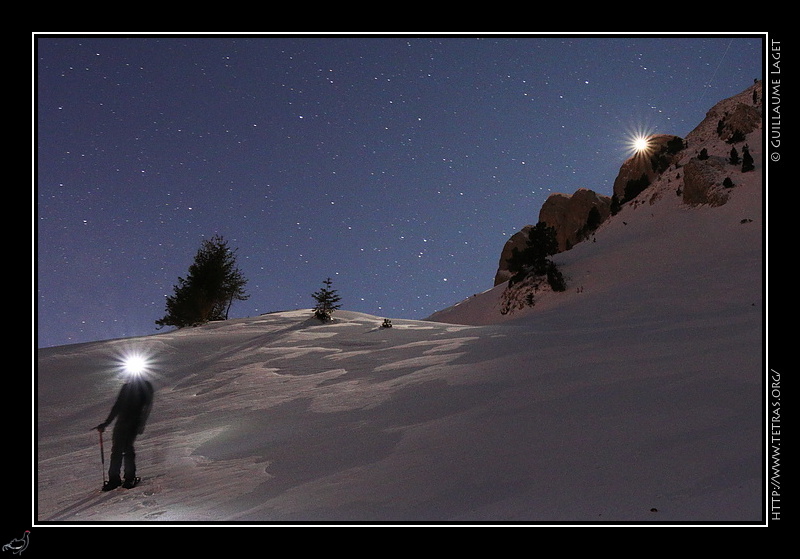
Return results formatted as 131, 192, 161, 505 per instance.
576, 206, 602, 241
312, 277, 342, 322
546, 261, 567, 292
666, 136, 685, 154
741, 145, 754, 172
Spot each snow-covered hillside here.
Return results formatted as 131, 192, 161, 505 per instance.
36, 84, 764, 525
430, 81, 763, 328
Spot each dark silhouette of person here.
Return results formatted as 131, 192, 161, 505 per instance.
95, 376, 154, 490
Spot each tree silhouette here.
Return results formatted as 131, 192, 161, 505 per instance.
506, 221, 564, 290
741, 145, 754, 172
577, 206, 603, 242
624, 173, 651, 203
156, 235, 248, 329
312, 277, 342, 322
729, 146, 740, 165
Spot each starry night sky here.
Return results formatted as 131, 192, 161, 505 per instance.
35, 33, 764, 348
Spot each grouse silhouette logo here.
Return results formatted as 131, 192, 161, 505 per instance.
2, 531, 29, 555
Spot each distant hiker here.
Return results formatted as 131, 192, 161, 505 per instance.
95, 376, 154, 490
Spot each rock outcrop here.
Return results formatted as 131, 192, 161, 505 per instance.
681, 156, 731, 206
678, 81, 762, 206
717, 103, 762, 143
493, 81, 763, 289
686, 81, 762, 148
494, 225, 533, 286
538, 188, 612, 252
494, 188, 610, 286
611, 134, 684, 207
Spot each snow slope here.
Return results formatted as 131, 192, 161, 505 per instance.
35, 85, 764, 525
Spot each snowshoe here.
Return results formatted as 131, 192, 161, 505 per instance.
122, 477, 141, 489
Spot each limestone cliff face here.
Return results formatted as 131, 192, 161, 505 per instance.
493, 81, 762, 289
717, 103, 762, 143
685, 81, 762, 149
494, 225, 533, 286
677, 81, 762, 206
681, 156, 731, 207
611, 134, 684, 205
538, 188, 612, 253
493, 188, 610, 286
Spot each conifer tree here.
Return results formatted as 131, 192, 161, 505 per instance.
312, 277, 342, 322
741, 145, 754, 172
506, 221, 565, 291
156, 235, 249, 329
507, 222, 559, 279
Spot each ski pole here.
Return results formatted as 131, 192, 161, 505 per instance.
98, 430, 107, 485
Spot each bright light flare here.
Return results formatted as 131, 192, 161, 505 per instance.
125, 355, 148, 376
623, 123, 657, 159
632, 136, 650, 153
109, 346, 156, 380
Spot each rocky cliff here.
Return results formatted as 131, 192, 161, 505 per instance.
539, 188, 612, 252
494, 80, 763, 288
679, 80, 762, 207
494, 189, 611, 286
611, 133, 685, 207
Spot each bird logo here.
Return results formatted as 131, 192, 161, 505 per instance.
2, 531, 29, 555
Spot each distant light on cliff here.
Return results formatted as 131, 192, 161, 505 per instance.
633, 136, 650, 153
623, 123, 656, 159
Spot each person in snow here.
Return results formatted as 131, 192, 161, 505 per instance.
95, 375, 154, 490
